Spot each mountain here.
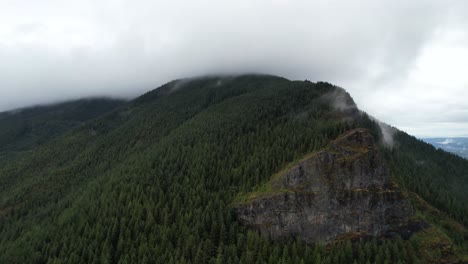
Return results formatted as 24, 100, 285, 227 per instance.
423, 138, 468, 159
236, 128, 418, 244
0, 75, 466, 263
0, 98, 125, 161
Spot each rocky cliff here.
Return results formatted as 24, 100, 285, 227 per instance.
235, 128, 415, 244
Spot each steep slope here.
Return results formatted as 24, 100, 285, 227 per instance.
0, 98, 125, 160
236, 129, 416, 244
385, 131, 468, 226
0, 75, 466, 263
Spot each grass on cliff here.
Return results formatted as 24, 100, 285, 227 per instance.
233, 150, 322, 205
233, 130, 376, 205
408, 192, 468, 263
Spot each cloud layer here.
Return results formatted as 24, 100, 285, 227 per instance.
1, 0, 467, 137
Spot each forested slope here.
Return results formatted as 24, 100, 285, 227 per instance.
0, 98, 125, 161
0, 75, 466, 263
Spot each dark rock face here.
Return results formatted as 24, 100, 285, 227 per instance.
236, 128, 414, 244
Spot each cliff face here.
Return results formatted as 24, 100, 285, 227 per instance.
236, 128, 415, 244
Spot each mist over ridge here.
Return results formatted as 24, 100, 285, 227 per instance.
2, 0, 468, 137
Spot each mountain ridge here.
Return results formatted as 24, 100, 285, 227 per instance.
0, 74, 466, 263
0, 98, 125, 161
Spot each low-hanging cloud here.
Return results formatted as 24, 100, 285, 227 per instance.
324, 87, 358, 113
1, 0, 468, 137
378, 122, 397, 149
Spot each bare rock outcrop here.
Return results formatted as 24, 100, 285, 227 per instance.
235, 128, 415, 244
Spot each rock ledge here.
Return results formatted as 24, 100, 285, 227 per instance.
235, 128, 415, 244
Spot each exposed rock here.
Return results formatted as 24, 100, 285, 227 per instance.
235, 128, 415, 244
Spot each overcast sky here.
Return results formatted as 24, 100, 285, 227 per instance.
1, 0, 467, 137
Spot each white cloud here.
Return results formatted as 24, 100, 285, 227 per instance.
438, 138, 454, 145
354, 26, 468, 137
0, 0, 467, 137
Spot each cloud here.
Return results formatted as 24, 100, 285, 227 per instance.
0, 0, 467, 137
379, 122, 397, 149
438, 138, 454, 145
357, 27, 468, 137
326, 87, 358, 113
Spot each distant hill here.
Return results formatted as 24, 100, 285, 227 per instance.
0, 75, 466, 263
423, 137, 468, 159
0, 98, 125, 161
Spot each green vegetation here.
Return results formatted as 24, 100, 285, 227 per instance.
234, 128, 379, 205
409, 192, 468, 262
0, 98, 125, 161
383, 131, 468, 226
233, 152, 319, 205
0, 75, 466, 263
